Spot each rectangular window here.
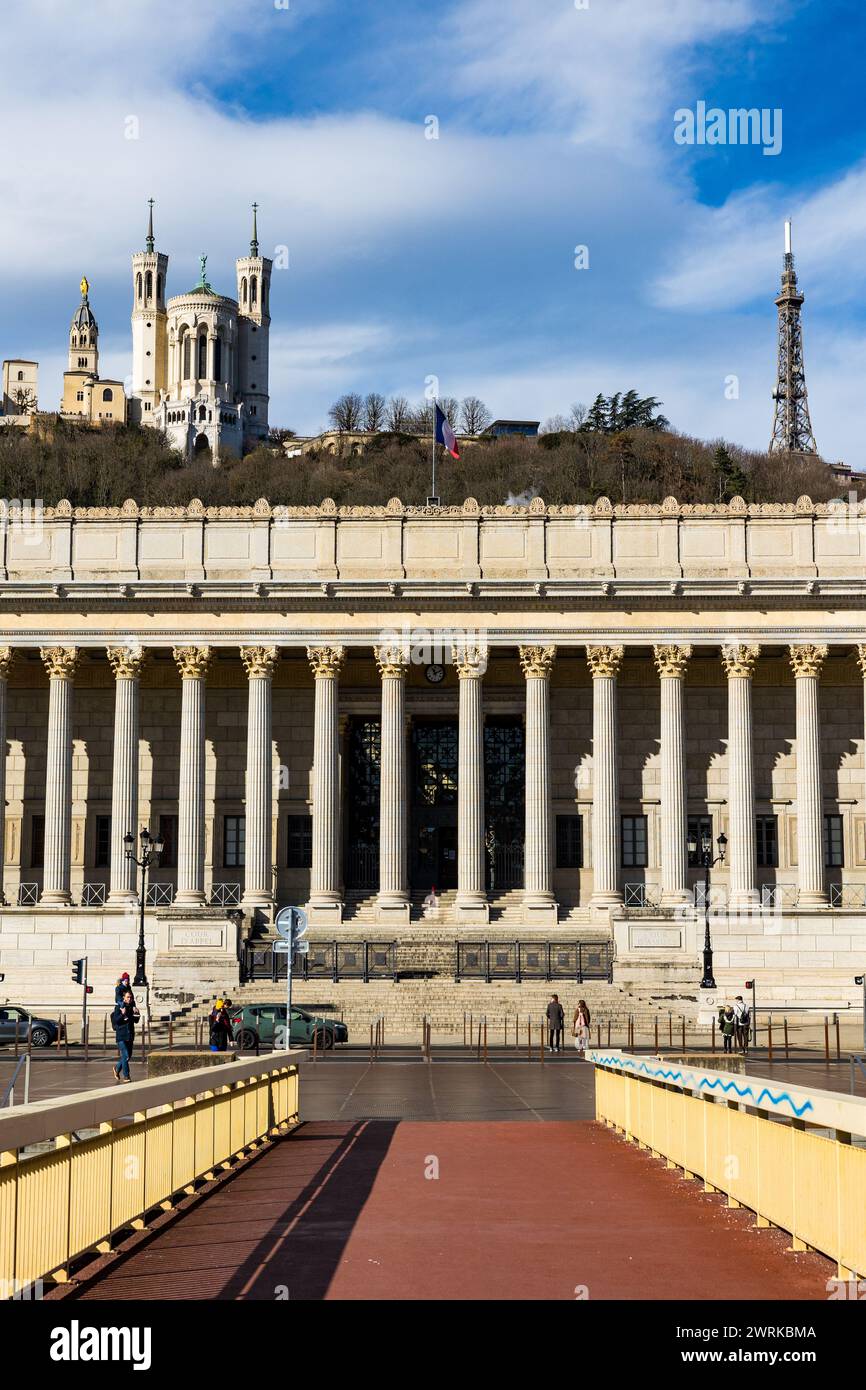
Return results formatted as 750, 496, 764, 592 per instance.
621, 815, 648, 869
287, 814, 312, 869
824, 814, 844, 868
224, 815, 246, 868
30, 814, 45, 869
158, 814, 178, 868
687, 815, 713, 867
555, 814, 583, 869
756, 815, 778, 868
94, 814, 111, 868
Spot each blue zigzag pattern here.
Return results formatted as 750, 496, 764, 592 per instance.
592, 1053, 815, 1119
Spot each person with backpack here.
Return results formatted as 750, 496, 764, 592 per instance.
546, 994, 565, 1052
573, 999, 591, 1055
111, 989, 140, 1083
208, 998, 234, 1052
733, 995, 750, 1054
720, 1004, 737, 1054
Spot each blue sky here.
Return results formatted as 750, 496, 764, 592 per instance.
2, 0, 866, 464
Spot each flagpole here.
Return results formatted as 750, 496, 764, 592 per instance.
429, 396, 439, 506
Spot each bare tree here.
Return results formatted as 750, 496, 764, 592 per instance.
540, 413, 572, 435
12, 387, 37, 415
328, 392, 364, 432
411, 399, 434, 433
385, 395, 411, 432
460, 396, 492, 436
363, 392, 386, 433
439, 396, 460, 428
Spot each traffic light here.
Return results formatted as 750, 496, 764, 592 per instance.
744, 980, 754, 990
71, 958, 86, 985
855, 976, 864, 987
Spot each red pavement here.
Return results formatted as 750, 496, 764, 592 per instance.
74, 1121, 832, 1301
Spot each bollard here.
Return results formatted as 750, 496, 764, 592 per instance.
469, 1013, 473, 1053
767, 1017, 773, 1063
27, 1015, 33, 1056
463, 1012, 467, 1047
654, 1017, 659, 1051
711, 1017, 716, 1053
681, 1016, 686, 1052
313, 1025, 319, 1062
835, 1013, 841, 1061
824, 1015, 830, 1063
370, 1021, 374, 1064
168, 1015, 174, 1051
606, 1018, 611, 1047
668, 1012, 673, 1048
596, 1021, 601, 1048
103, 1013, 107, 1054
540, 1016, 545, 1066
784, 1016, 789, 1061
483, 1017, 488, 1064
63, 1015, 69, 1059
84, 1019, 89, 1063
527, 1016, 532, 1062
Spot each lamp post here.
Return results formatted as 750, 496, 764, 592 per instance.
124, 827, 164, 988
687, 829, 727, 991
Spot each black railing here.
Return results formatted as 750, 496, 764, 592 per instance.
455, 940, 613, 983
241, 939, 397, 984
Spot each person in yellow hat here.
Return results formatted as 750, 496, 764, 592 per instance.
208, 997, 233, 1052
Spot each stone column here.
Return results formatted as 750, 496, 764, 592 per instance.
0, 648, 15, 904
587, 645, 624, 908
654, 644, 692, 905
240, 646, 278, 912
721, 644, 760, 908
307, 646, 345, 924
374, 645, 410, 924
454, 644, 489, 924
40, 646, 79, 905
520, 645, 558, 925
106, 645, 147, 903
789, 643, 829, 907
173, 646, 211, 905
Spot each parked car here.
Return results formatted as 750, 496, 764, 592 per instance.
0, 1004, 60, 1048
229, 1002, 347, 1050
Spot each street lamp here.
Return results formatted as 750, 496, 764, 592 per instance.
124, 827, 164, 988
687, 828, 727, 991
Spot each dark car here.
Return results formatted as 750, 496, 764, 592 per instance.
0, 1004, 60, 1048
230, 1002, 347, 1050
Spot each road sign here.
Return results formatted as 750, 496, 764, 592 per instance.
294, 940, 309, 956
273, 907, 309, 1046
273, 941, 291, 954
275, 905, 308, 941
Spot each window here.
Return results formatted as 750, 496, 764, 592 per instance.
136, 272, 142, 301
287, 814, 312, 868
102, 388, 113, 402
756, 816, 778, 868
76, 390, 84, 402
16, 370, 23, 381
182, 332, 191, 379
197, 332, 207, 378
30, 814, 45, 869
621, 815, 648, 868
687, 815, 712, 866
824, 814, 844, 868
556, 815, 583, 869
250, 275, 258, 305
224, 815, 245, 868
145, 270, 152, 301
158, 814, 178, 868
94, 814, 111, 868
213, 335, 222, 381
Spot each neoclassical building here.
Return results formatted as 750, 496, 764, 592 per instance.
1, 494, 866, 1004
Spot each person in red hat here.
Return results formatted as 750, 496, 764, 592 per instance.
114, 971, 136, 1008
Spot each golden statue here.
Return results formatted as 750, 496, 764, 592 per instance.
80, 276, 89, 297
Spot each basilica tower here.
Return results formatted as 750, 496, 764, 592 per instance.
69, 278, 99, 376
235, 203, 272, 447
130, 200, 169, 424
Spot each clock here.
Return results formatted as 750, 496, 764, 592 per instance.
425, 663, 445, 684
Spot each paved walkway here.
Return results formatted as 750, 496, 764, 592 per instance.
72, 1119, 831, 1301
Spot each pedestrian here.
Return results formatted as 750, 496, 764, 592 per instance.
111, 989, 140, 1083
208, 997, 234, 1052
573, 999, 591, 1055
733, 995, 750, 1054
114, 970, 135, 1007
546, 993, 565, 1052
720, 1004, 736, 1054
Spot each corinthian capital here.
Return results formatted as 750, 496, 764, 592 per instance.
653, 644, 692, 679
586, 645, 624, 679
788, 643, 828, 679
307, 645, 345, 679
721, 643, 760, 679
107, 644, 147, 679
519, 645, 556, 679
40, 646, 79, 680
0, 647, 16, 680
374, 644, 410, 679
173, 645, 212, 680
453, 643, 488, 679
856, 644, 866, 679
241, 645, 279, 679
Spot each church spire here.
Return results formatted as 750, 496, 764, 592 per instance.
146, 198, 155, 253
250, 202, 259, 257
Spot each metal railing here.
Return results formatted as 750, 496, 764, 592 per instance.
488, 842, 523, 891
345, 844, 379, 891
592, 1049, 866, 1279
16, 884, 38, 907
81, 883, 106, 907
455, 940, 613, 983
147, 882, 174, 907
1, 1054, 31, 1107
761, 883, 799, 909
831, 884, 866, 909
210, 881, 242, 907
242, 939, 398, 984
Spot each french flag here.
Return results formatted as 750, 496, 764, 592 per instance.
435, 402, 460, 459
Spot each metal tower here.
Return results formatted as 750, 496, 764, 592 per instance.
769, 219, 817, 454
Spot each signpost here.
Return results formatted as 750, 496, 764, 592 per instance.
274, 906, 308, 1049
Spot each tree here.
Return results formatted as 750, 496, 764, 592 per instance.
268, 426, 296, 446
583, 394, 609, 433
460, 396, 492, 436
579, 391, 669, 434
713, 443, 748, 502
12, 387, 37, 415
385, 395, 411, 432
327, 392, 364, 432
439, 396, 460, 429
410, 399, 435, 433
363, 392, 386, 432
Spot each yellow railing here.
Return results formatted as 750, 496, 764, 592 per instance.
0, 1052, 301, 1297
589, 1049, 866, 1279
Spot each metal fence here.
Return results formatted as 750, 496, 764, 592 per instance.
455, 940, 613, 983
242, 939, 398, 984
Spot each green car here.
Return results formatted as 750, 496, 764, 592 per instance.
229, 1002, 348, 1050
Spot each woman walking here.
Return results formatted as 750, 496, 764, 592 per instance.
573, 999, 591, 1056
111, 989, 140, 1083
